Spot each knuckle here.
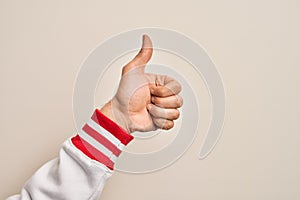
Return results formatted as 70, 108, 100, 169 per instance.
167, 87, 175, 95
153, 118, 161, 127
141, 48, 151, 55
176, 95, 183, 107
172, 110, 180, 119
154, 97, 163, 105
160, 87, 169, 96
177, 83, 182, 93
151, 96, 158, 104
153, 107, 160, 116
148, 105, 154, 113
154, 118, 159, 124
139, 49, 152, 62
157, 89, 164, 96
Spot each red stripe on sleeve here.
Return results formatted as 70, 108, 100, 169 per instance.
82, 124, 122, 156
71, 135, 114, 170
91, 109, 134, 145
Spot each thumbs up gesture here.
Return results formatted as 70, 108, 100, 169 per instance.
100, 35, 183, 133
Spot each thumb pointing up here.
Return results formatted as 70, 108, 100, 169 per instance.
107, 34, 183, 133
122, 34, 153, 75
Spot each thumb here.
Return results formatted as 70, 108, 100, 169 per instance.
122, 34, 153, 75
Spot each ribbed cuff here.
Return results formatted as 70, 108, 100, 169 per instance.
71, 109, 134, 170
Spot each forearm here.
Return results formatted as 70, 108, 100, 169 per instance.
7, 109, 133, 200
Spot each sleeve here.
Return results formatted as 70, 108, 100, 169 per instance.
6, 109, 134, 200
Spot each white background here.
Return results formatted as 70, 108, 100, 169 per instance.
1, 0, 300, 199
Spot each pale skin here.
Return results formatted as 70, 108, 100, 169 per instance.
100, 35, 183, 133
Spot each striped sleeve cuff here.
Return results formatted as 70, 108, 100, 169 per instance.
71, 109, 134, 170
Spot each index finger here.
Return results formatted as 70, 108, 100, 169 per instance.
149, 76, 182, 97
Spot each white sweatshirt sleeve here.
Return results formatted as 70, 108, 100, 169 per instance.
7, 109, 134, 200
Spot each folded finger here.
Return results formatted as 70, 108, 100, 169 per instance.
151, 95, 183, 109
147, 104, 180, 120
150, 76, 182, 97
152, 117, 174, 130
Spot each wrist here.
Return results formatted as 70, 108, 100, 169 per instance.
100, 101, 131, 133
71, 104, 134, 170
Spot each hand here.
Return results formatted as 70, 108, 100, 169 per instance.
100, 35, 183, 133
